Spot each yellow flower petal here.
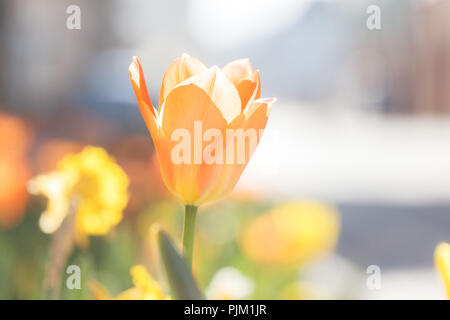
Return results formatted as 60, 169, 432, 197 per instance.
240, 201, 340, 266
435, 242, 450, 299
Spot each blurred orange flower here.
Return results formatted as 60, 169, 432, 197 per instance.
239, 201, 340, 266
129, 54, 275, 206
35, 139, 84, 172
0, 113, 31, 227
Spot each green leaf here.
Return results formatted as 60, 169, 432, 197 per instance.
158, 230, 204, 300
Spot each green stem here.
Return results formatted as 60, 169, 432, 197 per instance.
182, 205, 198, 270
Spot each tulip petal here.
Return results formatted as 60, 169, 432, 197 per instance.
223, 59, 261, 110
129, 57, 180, 200
161, 83, 229, 136
161, 83, 229, 204
217, 98, 276, 199
159, 53, 207, 108
129, 57, 159, 137
180, 66, 242, 124
196, 98, 276, 205
244, 97, 275, 120
222, 58, 254, 84
236, 72, 260, 110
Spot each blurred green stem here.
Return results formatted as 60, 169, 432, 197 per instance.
44, 207, 76, 299
182, 205, 197, 270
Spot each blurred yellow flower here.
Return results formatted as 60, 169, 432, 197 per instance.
280, 281, 320, 300
239, 201, 340, 266
435, 242, 450, 299
28, 146, 129, 246
90, 265, 170, 300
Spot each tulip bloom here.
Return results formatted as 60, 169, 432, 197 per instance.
129, 54, 275, 267
129, 54, 274, 206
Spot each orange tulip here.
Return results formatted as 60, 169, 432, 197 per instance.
129, 54, 275, 207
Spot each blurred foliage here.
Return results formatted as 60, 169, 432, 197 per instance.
0, 196, 343, 299
0, 201, 48, 299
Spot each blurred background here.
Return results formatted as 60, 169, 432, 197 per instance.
0, 0, 449, 299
